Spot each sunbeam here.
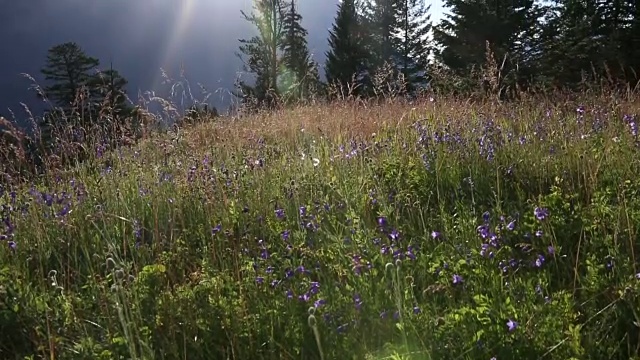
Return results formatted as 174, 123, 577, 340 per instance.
151, 0, 198, 92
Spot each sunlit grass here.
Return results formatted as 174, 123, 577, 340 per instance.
1, 93, 640, 359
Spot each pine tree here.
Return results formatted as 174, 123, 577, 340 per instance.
538, 0, 605, 88
540, 0, 640, 88
89, 64, 132, 118
596, 0, 640, 83
362, 0, 400, 71
280, 0, 319, 102
620, 1, 640, 84
433, 0, 544, 92
394, 0, 432, 94
324, 0, 370, 96
40, 42, 100, 111
235, 0, 287, 109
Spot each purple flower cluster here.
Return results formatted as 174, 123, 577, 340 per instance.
624, 114, 638, 139
476, 208, 554, 274
375, 216, 422, 261
0, 179, 85, 250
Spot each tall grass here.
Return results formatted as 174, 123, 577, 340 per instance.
1, 87, 640, 359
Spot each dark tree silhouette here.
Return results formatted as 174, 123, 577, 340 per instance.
40, 42, 100, 112
433, 0, 544, 92
539, 0, 640, 89
394, 0, 433, 94
89, 64, 132, 119
324, 0, 370, 96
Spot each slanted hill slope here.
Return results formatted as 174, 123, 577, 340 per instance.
2, 95, 640, 359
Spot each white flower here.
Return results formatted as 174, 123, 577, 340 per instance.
312, 158, 320, 167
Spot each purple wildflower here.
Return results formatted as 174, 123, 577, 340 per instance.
353, 294, 363, 310
309, 281, 320, 294
534, 207, 549, 221
477, 224, 490, 239
452, 274, 463, 285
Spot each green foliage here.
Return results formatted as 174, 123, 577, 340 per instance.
357, 0, 433, 97
324, 0, 370, 96
279, 0, 321, 102
3, 96, 640, 359
393, 0, 432, 95
433, 0, 545, 92
539, 0, 640, 89
235, 0, 288, 109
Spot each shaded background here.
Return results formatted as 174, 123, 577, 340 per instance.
0, 0, 444, 127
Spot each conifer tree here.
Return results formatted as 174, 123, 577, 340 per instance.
90, 64, 132, 118
235, 0, 287, 109
324, 0, 370, 96
362, 0, 400, 71
596, 0, 640, 83
433, 0, 544, 91
540, 0, 640, 88
280, 0, 319, 101
538, 0, 604, 88
40, 42, 100, 111
621, 1, 640, 83
394, 0, 432, 94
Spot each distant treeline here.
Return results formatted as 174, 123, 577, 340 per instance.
235, 0, 640, 106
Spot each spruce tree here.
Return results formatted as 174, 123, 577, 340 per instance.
621, 1, 640, 84
538, 0, 605, 88
235, 0, 287, 109
40, 42, 100, 111
597, 0, 639, 83
541, 0, 640, 87
280, 0, 320, 101
362, 0, 400, 71
395, 0, 432, 94
89, 64, 132, 118
324, 0, 370, 96
433, 0, 544, 91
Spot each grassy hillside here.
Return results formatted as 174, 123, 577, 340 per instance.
2, 94, 640, 359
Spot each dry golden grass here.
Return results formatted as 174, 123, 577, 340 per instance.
175, 91, 640, 157
3, 88, 640, 186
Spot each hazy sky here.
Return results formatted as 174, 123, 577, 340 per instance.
0, 0, 445, 125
